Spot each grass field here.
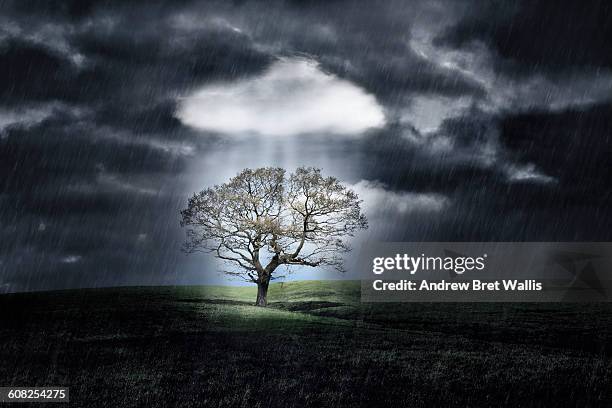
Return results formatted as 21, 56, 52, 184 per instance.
1, 280, 611, 407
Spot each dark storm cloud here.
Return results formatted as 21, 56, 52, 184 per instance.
0, 113, 190, 190
221, 0, 487, 102
0, 0, 611, 291
435, 0, 612, 75
500, 102, 612, 198
0, 7, 272, 106
355, 99, 612, 240
0, 0, 250, 290
358, 121, 497, 194
0, 39, 77, 103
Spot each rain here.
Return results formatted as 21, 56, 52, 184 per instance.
1, 0, 611, 292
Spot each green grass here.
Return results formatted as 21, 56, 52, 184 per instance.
182, 279, 360, 304
1, 280, 611, 407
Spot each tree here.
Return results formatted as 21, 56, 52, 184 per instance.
180, 167, 368, 306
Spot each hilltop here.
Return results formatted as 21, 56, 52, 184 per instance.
1, 281, 610, 407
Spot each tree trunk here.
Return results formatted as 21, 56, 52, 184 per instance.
255, 280, 269, 307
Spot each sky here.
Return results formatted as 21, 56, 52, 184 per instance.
1, 0, 611, 292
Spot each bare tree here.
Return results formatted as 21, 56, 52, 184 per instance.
180, 167, 368, 306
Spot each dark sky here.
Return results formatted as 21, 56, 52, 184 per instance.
1, 0, 611, 292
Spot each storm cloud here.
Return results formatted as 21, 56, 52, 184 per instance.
1, 0, 611, 292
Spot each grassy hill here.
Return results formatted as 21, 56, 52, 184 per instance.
1, 280, 611, 407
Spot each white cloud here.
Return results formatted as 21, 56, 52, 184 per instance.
61, 255, 82, 264
0, 105, 56, 134
351, 180, 450, 217
176, 58, 386, 137
401, 95, 472, 133
505, 163, 557, 184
